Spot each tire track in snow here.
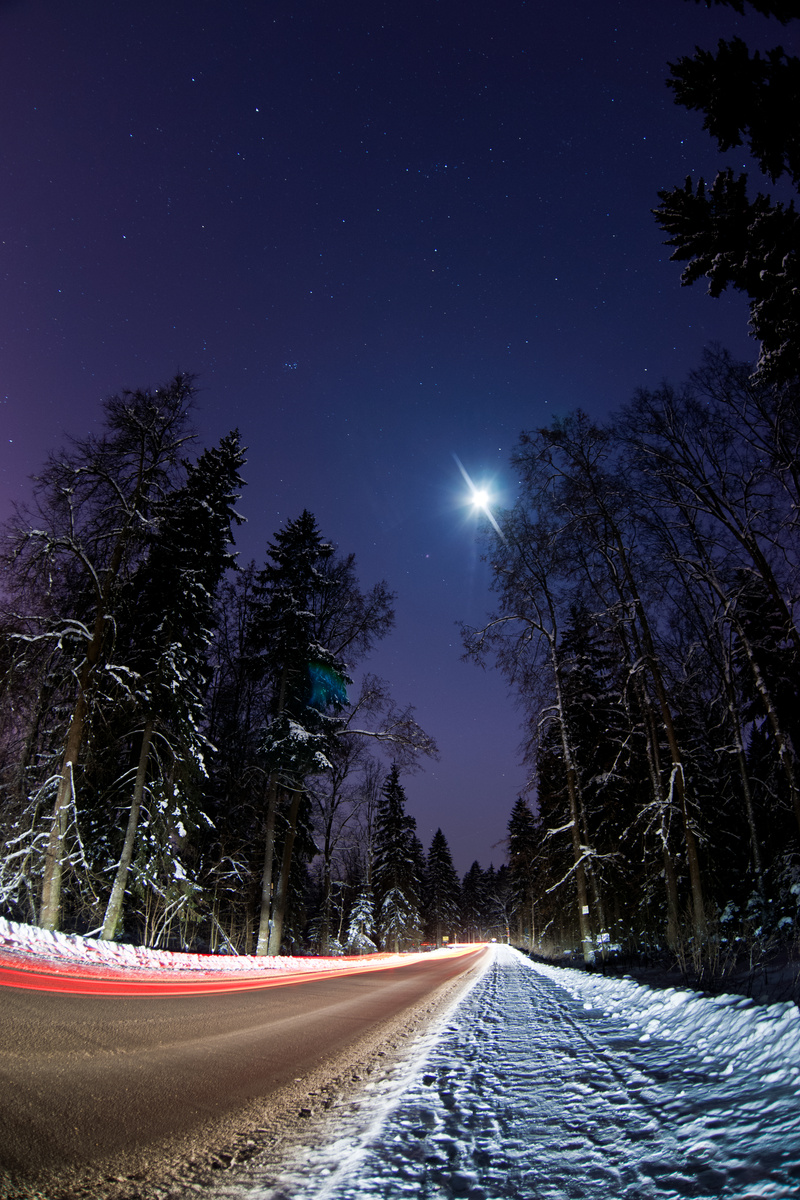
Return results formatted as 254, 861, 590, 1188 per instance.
240, 946, 800, 1199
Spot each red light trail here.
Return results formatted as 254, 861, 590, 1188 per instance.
0, 944, 483, 997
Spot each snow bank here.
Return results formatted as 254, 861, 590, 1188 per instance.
523, 955, 800, 1083
0, 916, 398, 976
256, 947, 800, 1200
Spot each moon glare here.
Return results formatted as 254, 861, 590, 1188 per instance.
452, 453, 505, 539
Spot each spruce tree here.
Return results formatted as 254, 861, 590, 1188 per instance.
345, 885, 377, 953
373, 765, 422, 952
461, 861, 487, 942
507, 798, 538, 948
250, 512, 350, 955
423, 828, 461, 945
486, 863, 513, 943
654, 4, 800, 380
99, 431, 245, 941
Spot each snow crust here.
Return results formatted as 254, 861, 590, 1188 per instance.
5, 924, 799, 1196
248, 946, 800, 1199
0, 916, 399, 975
524, 956, 800, 1088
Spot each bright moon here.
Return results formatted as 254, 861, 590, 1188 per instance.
453, 453, 506, 540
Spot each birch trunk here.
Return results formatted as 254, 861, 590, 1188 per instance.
38, 442, 151, 931
552, 649, 594, 964
101, 719, 155, 941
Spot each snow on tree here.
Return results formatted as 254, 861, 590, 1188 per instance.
345, 885, 377, 953
99, 430, 246, 941
2, 376, 196, 931
372, 765, 422, 952
248, 511, 350, 955
247, 511, 437, 956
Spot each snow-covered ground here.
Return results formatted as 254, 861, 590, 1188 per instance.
235, 945, 800, 1200
4, 922, 800, 1197
0, 916, 397, 976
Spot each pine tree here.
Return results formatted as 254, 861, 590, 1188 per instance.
249, 512, 408, 955
485, 864, 513, 943
198, 563, 267, 954
250, 512, 350, 955
654, 5, 800, 380
507, 799, 538, 948
373, 765, 422, 952
423, 828, 461, 946
99, 431, 245, 941
345, 885, 377, 953
461, 861, 487, 942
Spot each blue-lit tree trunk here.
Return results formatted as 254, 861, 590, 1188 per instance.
251, 513, 349, 956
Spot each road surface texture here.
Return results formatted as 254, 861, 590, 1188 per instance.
225, 945, 800, 1200
0, 946, 488, 1200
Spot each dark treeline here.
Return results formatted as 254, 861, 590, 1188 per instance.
484, 0, 800, 975
0, 377, 507, 954
469, 348, 800, 971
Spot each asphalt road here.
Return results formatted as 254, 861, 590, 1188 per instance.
0, 947, 487, 1187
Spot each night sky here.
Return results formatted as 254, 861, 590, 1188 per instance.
0, 0, 787, 872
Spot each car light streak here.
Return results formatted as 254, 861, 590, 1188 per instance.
0, 945, 485, 997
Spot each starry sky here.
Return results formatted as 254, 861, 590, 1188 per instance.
0, 0, 787, 872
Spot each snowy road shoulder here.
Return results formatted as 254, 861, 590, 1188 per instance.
0, 916, 411, 980
239, 946, 800, 1200
524, 954, 800, 1092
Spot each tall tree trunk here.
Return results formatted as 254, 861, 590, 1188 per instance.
575, 774, 608, 960
736, 610, 800, 836
679, 507, 800, 837
101, 718, 155, 941
620, 557, 706, 941
267, 788, 303, 955
719, 645, 765, 900
662, 847, 681, 949
39, 478, 146, 932
645, 695, 681, 948
318, 819, 334, 955
552, 649, 594, 964
39, 693, 87, 931
256, 667, 290, 956
255, 775, 280, 955
630, 638, 681, 950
